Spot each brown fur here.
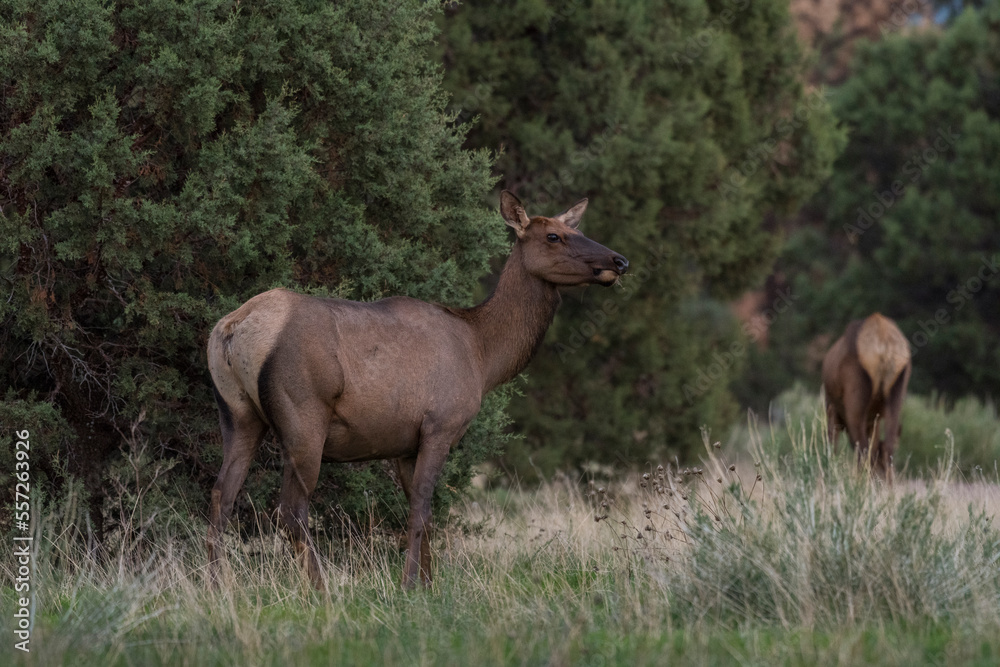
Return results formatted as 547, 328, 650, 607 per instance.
206, 191, 628, 589
822, 312, 911, 481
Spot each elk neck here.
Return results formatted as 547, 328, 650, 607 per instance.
457, 242, 562, 393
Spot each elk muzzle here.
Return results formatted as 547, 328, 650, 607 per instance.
594, 252, 629, 286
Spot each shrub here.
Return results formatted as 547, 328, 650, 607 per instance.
744, 384, 1000, 475
0, 0, 508, 539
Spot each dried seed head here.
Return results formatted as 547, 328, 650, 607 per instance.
644, 524, 652, 531
756, 474, 762, 481
598, 486, 606, 495
728, 465, 736, 471
717, 477, 723, 483
640, 481, 647, 488
713, 442, 721, 449
642, 472, 650, 480
656, 465, 664, 473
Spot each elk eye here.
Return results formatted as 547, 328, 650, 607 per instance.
546, 233, 561, 243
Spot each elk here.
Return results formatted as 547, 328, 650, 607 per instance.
822, 312, 911, 481
206, 191, 628, 588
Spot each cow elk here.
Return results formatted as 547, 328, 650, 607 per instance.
822, 312, 911, 481
206, 191, 628, 588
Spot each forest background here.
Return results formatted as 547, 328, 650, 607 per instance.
1, 0, 997, 537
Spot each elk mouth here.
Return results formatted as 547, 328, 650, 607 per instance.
593, 268, 623, 286
593, 254, 628, 286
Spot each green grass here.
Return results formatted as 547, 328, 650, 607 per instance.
3, 416, 1000, 665
759, 384, 1000, 475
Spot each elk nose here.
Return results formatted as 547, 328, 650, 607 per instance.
613, 255, 629, 274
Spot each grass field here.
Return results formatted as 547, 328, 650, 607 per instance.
3, 410, 1000, 666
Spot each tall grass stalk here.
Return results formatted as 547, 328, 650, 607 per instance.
2, 413, 999, 665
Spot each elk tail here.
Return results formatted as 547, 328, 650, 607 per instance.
857, 313, 910, 399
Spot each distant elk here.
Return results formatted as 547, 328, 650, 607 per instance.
822, 312, 911, 480
206, 191, 628, 588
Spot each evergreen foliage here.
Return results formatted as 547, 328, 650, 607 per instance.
767, 2, 1000, 402
439, 0, 842, 475
0, 0, 509, 534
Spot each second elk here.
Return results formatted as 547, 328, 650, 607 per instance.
822, 312, 911, 481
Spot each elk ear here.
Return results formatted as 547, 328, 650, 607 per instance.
553, 198, 588, 229
500, 190, 531, 237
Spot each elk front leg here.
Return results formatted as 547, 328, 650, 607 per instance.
402, 425, 464, 589
396, 456, 431, 583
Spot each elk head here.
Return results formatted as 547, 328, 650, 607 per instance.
500, 190, 628, 286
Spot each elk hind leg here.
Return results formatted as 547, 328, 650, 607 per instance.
208, 399, 267, 582
842, 372, 873, 470
878, 373, 909, 483
825, 400, 846, 454
277, 432, 325, 589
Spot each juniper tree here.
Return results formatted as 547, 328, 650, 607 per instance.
0, 0, 510, 535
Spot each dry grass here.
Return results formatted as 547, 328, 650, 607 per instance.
3, 416, 1000, 665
